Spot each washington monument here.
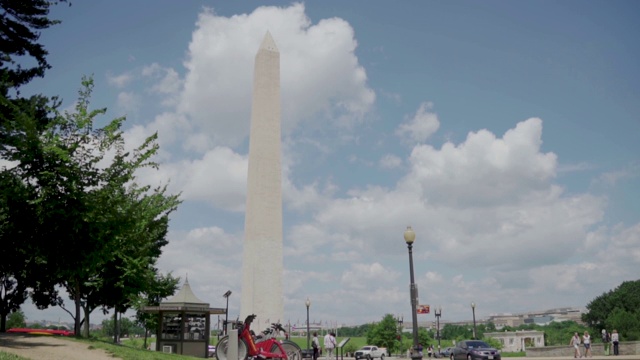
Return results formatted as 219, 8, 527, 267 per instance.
241, 31, 283, 331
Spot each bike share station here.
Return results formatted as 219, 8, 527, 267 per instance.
142, 280, 226, 358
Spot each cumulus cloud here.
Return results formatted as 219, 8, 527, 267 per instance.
116, 91, 139, 115
396, 102, 440, 143
142, 63, 183, 106
178, 3, 375, 147
379, 154, 403, 169
106, 72, 133, 88
400, 118, 557, 206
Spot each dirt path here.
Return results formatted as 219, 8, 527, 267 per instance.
0, 333, 118, 360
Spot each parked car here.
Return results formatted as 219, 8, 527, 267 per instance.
436, 347, 453, 358
354, 346, 386, 360
450, 340, 500, 360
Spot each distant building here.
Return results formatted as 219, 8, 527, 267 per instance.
486, 307, 583, 329
485, 330, 545, 352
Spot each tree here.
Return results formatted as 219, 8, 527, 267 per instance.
0, 172, 32, 332
132, 273, 180, 348
583, 280, 640, 340
6, 310, 26, 329
367, 314, 402, 354
0, 0, 68, 91
5, 77, 180, 337
0, 0, 67, 332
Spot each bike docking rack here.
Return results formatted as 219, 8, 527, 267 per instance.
228, 323, 239, 360
217, 315, 303, 360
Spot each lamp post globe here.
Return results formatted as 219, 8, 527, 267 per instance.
404, 226, 421, 360
471, 302, 476, 340
306, 298, 311, 350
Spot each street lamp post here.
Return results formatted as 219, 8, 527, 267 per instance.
434, 306, 442, 349
306, 298, 311, 350
404, 226, 422, 360
471, 302, 476, 340
224, 290, 232, 335
396, 315, 404, 356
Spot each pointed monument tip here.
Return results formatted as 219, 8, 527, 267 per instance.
259, 31, 279, 53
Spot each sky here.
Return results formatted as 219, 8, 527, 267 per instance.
16, 0, 640, 328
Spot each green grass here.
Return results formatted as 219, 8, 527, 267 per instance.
500, 351, 526, 357
0, 352, 30, 360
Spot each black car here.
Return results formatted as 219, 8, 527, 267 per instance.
450, 340, 500, 360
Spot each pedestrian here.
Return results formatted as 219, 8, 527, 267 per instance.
323, 332, 336, 359
583, 331, 592, 358
602, 329, 610, 355
570, 332, 582, 358
611, 329, 619, 355
417, 343, 423, 357
427, 345, 433, 358
312, 332, 320, 360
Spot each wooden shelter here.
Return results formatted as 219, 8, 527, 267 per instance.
142, 279, 225, 358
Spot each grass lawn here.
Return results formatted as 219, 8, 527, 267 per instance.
0, 352, 30, 360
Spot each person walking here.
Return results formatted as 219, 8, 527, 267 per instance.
570, 332, 582, 358
611, 329, 619, 355
323, 332, 336, 359
312, 332, 320, 360
583, 331, 592, 358
427, 345, 433, 358
602, 329, 610, 356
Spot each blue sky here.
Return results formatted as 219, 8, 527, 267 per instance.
16, 1, 640, 328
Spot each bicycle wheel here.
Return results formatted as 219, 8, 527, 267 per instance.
271, 340, 303, 360
216, 335, 249, 360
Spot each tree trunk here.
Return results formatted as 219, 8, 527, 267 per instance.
82, 303, 90, 337
0, 313, 6, 332
74, 283, 81, 336
113, 312, 118, 343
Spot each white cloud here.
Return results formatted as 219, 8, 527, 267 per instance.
155, 147, 249, 212
142, 63, 183, 106
379, 154, 402, 169
106, 72, 133, 88
178, 3, 375, 147
400, 118, 557, 206
116, 91, 139, 115
396, 102, 440, 143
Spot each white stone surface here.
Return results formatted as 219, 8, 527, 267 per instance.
240, 31, 284, 333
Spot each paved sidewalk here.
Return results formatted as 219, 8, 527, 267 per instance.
372, 356, 640, 360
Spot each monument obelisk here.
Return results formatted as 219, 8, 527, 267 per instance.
241, 31, 283, 332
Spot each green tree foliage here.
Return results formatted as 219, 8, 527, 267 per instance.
16, 77, 181, 337
0, 172, 32, 332
0, 0, 68, 91
336, 323, 374, 337
367, 314, 402, 354
130, 273, 179, 347
0, 0, 67, 333
582, 280, 640, 341
6, 310, 26, 329
441, 323, 473, 342
100, 316, 144, 338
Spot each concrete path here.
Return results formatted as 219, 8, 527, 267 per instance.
357, 357, 640, 360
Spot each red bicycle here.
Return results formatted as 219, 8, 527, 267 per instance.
216, 314, 302, 360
